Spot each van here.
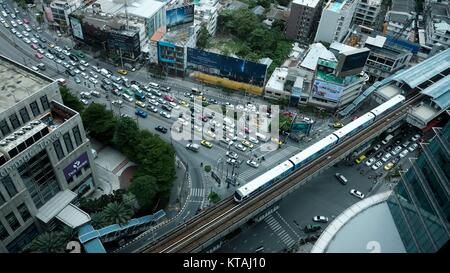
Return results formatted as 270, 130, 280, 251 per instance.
382, 134, 394, 145
335, 173, 348, 185
255, 132, 269, 142
186, 143, 200, 152
122, 93, 133, 102
355, 155, 366, 164
148, 82, 159, 89
100, 68, 110, 77
191, 87, 202, 95
90, 91, 100, 97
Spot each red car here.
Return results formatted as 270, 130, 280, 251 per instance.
163, 95, 174, 102
31, 43, 38, 50
35, 53, 43, 59
23, 18, 30, 24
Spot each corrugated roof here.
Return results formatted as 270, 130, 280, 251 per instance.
56, 204, 91, 229
35, 190, 77, 224
393, 48, 450, 88
422, 75, 450, 109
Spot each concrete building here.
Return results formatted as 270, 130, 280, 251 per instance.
424, 1, 450, 49
352, 0, 382, 28
285, 0, 324, 44
363, 35, 413, 82
0, 55, 97, 253
312, 117, 450, 253
264, 67, 290, 100
44, 0, 83, 33
385, 0, 416, 41
194, 0, 221, 36
314, 0, 358, 44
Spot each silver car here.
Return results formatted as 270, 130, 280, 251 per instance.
313, 216, 329, 223
350, 189, 365, 199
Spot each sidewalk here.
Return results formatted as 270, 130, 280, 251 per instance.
165, 157, 190, 218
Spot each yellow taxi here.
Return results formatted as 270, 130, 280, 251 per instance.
196, 95, 207, 102
355, 155, 366, 164
271, 137, 283, 145
241, 140, 254, 148
117, 69, 128, 75
179, 100, 189, 107
200, 140, 213, 148
135, 100, 146, 108
48, 43, 55, 48
333, 122, 344, 128
384, 162, 394, 171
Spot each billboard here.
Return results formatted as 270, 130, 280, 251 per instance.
166, 4, 194, 31
70, 16, 84, 40
312, 79, 344, 102
187, 48, 268, 87
335, 48, 370, 77
63, 152, 90, 180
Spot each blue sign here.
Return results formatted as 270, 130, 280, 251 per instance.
166, 5, 194, 30
186, 48, 268, 87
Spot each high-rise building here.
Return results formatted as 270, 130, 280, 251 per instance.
285, 0, 324, 44
314, 0, 358, 44
386, 119, 450, 252
0, 55, 97, 253
352, 0, 382, 28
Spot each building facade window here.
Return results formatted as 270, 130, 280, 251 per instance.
0, 222, 9, 241
53, 139, 65, 160
40, 95, 50, 110
1, 175, 18, 198
29, 101, 41, 117
63, 132, 74, 153
0, 191, 5, 206
6, 212, 20, 231
72, 126, 83, 146
19, 107, 31, 123
0, 119, 11, 136
18, 203, 31, 222
9, 113, 20, 130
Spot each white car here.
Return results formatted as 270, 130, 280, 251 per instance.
30, 38, 38, 44
408, 143, 418, 152
204, 130, 216, 139
169, 101, 180, 109
80, 60, 89, 67
381, 152, 392, 162
235, 143, 246, 152
248, 136, 259, 144
45, 53, 54, 59
89, 77, 98, 84
62, 50, 71, 56
246, 160, 259, 168
149, 99, 159, 106
80, 72, 88, 79
112, 100, 123, 106
226, 158, 238, 165
373, 144, 381, 151
21, 30, 28, 37
371, 161, 382, 170
365, 158, 376, 167
31, 66, 39, 71
55, 58, 62, 64
391, 146, 402, 155
37, 48, 45, 54
411, 134, 421, 142
160, 111, 171, 119
312, 216, 329, 223
226, 151, 239, 159
89, 71, 98, 78
399, 149, 409, 158
23, 37, 31, 44
350, 189, 365, 199
80, 99, 90, 105
54, 46, 62, 52
73, 69, 81, 74
177, 118, 189, 126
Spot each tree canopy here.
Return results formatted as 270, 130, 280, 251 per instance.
81, 104, 117, 144
196, 25, 210, 49
129, 175, 159, 209
59, 86, 85, 113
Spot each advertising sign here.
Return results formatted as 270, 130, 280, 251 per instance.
166, 4, 195, 31
107, 31, 140, 55
187, 48, 268, 87
63, 152, 89, 180
311, 79, 344, 102
70, 17, 84, 40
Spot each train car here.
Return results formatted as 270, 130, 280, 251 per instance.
332, 112, 375, 141
289, 134, 338, 170
234, 160, 294, 203
370, 95, 405, 117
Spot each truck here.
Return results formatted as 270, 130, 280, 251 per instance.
255, 132, 269, 142
382, 134, 394, 145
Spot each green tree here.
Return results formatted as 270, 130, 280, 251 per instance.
276, 0, 290, 6
30, 232, 65, 253
208, 192, 221, 204
58, 226, 75, 243
102, 202, 134, 225
204, 165, 212, 173
122, 192, 139, 212
90, 211, 108, 229
129, 175, 158, 209
113, 117, 139, 160
59, 86, 85, 113
196, 25, 210, 49
81, 104, 117, 144
257, 0, 270, 9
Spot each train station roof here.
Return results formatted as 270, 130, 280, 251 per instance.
421, 75, 450, 109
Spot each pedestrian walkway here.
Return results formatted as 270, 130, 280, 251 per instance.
265, 215, 296, 248
190, 188, 206, 198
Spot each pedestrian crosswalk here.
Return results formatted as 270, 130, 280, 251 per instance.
265, 215, 296, 248
190, 188, 206, 198
237, 146, 300, 183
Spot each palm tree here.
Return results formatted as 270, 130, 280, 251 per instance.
30, 232, 65, 253
102, 202, 134, 226
90, 211, 108, 229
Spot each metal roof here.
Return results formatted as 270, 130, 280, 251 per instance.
421, 75, 450, 109
392, 48, 450, 88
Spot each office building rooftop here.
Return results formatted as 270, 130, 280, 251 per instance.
292, 0, 320, 8
0, 58, 51, 114
91, 0, 165, 18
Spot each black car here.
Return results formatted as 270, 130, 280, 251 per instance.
130, 80, 141, 86
65, 69, 76, 76
69, 55, 79, 62
39, 43, 47, 49
40, 37, 47, 43
155, 126, 168, 134
375, 151, 384, 159
101, 84, 112, 91
386, 145, 393, 152
37, 63, 46, 71
57, 53, 65, 60
162, 104, 172, 112
48, 48, 56, 55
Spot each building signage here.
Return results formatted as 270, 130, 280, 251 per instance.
63, 152, 89, 180
70, 17, 84, 40
311, 79, 344, 102
0, 131, 63, 177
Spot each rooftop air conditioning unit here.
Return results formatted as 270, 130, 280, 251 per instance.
30, 120, 41, 125
22, 125, 33, 131
0, 141, 8, 146
5, 135, 16, 141
15, 130, 25, 136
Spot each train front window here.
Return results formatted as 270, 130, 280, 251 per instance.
234, 192, 242, 201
